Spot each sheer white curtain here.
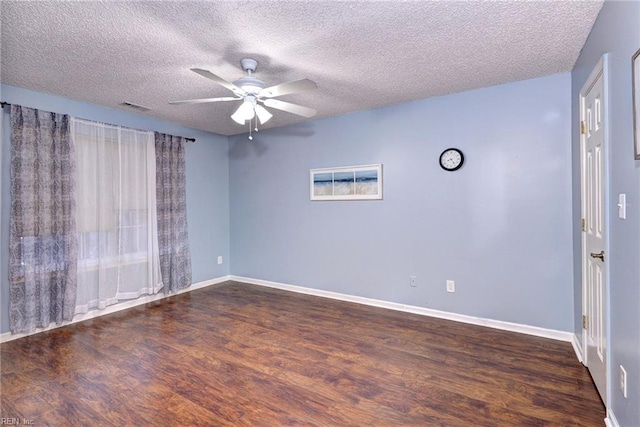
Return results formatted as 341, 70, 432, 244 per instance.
71, 118, 162, 314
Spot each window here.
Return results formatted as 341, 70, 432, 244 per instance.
71, 119, 162, 313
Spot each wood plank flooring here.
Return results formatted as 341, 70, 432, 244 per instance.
1, 281, 605, 426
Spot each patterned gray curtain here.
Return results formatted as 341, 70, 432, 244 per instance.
155, 132, 192, 294
9, 105, 78, 333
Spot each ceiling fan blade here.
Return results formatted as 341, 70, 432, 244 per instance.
169, 96, 239, 105
259, 78, 317, 98
190, 68, 245, 96
262, 99, 317, 118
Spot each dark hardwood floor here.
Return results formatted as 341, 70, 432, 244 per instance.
1, 281, 605, 426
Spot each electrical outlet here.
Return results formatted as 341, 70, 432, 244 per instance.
446, 280, 455, 293
409, 276, 417, 287
217, 256, 223, 265
620, 365, 628, 398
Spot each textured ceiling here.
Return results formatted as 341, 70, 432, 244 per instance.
1, 1, 602, 136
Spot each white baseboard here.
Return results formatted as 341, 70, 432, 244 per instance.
0, 276, 230, 343
605, 409, 619, 427
230, 275, 574, 343
572, 333, 584, 364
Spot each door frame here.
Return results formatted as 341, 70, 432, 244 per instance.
579, 54, 610, 405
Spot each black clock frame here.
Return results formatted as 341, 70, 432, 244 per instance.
439, 148, 464, 171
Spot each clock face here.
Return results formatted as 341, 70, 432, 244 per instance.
439, 148, 464, 171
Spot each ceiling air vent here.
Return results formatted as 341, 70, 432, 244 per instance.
119, 101, 151, 112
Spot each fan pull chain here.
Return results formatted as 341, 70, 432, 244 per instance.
253, 104, 259, 133
247, 105, 259, 140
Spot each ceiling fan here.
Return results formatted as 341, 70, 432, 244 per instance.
170, 58, 317, 135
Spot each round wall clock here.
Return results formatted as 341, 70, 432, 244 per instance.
439, 148, 464, 171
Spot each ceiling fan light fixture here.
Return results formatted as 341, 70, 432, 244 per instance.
255, 104, 273, 125
231, 99, 256, 125
230, 110, 246, 125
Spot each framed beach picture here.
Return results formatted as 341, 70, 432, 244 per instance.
310, 164, 382, 201
633, 48, 640, 160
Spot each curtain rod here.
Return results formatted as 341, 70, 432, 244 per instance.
0, 101, 196, 143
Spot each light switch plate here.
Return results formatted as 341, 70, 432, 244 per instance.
620, 365, 628, 398
618, 193, 626, 219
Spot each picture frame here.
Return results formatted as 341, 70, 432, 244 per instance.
310, 164, 382, 201
634, 48, 640, 160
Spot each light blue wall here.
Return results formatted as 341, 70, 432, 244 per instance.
0, 84, 230, 334
571, 1, 640, 424
230, 73, 574, 331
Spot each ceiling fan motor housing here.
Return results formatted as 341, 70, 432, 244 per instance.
233, 76, 266, 94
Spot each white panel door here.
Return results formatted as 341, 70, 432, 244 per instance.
582, 67, 607, 403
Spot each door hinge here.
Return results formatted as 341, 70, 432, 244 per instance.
581, 218, 586, 232
580, 120, 587, 135
582, 315, 587, 329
